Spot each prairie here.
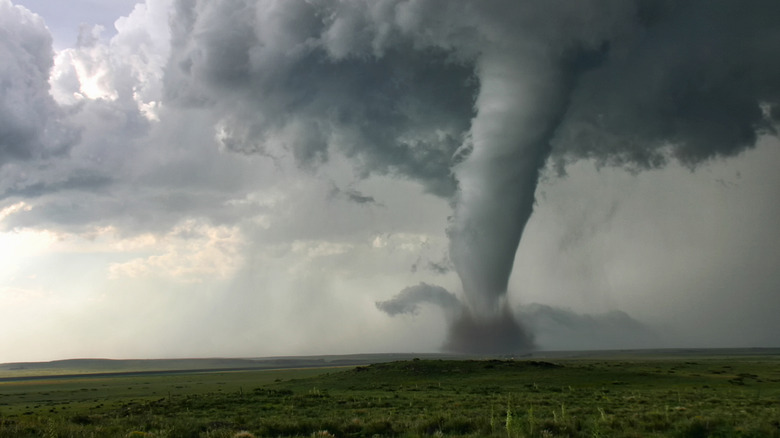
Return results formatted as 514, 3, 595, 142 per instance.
1, 350, 779, 437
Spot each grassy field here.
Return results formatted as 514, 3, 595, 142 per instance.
1, 352, 779, 437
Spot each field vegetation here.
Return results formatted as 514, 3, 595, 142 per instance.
1, 353, 779, 437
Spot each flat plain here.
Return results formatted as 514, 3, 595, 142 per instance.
1, 350, 779, 437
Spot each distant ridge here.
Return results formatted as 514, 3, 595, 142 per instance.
0, 353, 460, 379
2, 348, 778, 380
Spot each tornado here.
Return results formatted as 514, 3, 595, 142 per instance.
376, 42, 592, 353
445, 50, 567, 352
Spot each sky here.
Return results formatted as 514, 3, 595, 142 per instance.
1, 0, 779, 363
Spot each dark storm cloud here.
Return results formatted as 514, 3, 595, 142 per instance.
162, 0, 780, 354
164, 0, 477, 197
551, 0, 780, 170
0, 0, 79, 166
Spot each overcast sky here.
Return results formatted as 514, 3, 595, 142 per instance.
1, 0, 779, 363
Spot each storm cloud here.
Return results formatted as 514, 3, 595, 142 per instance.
0, 0, 78, 166
551, 0, 780, 169
376, 282, 462, 317
163, 0, 479, 196
1, 0, 779, 361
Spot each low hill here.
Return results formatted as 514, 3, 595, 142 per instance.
0, 352, 460, 379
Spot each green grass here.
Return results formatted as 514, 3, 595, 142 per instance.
1, 355, 779, 437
